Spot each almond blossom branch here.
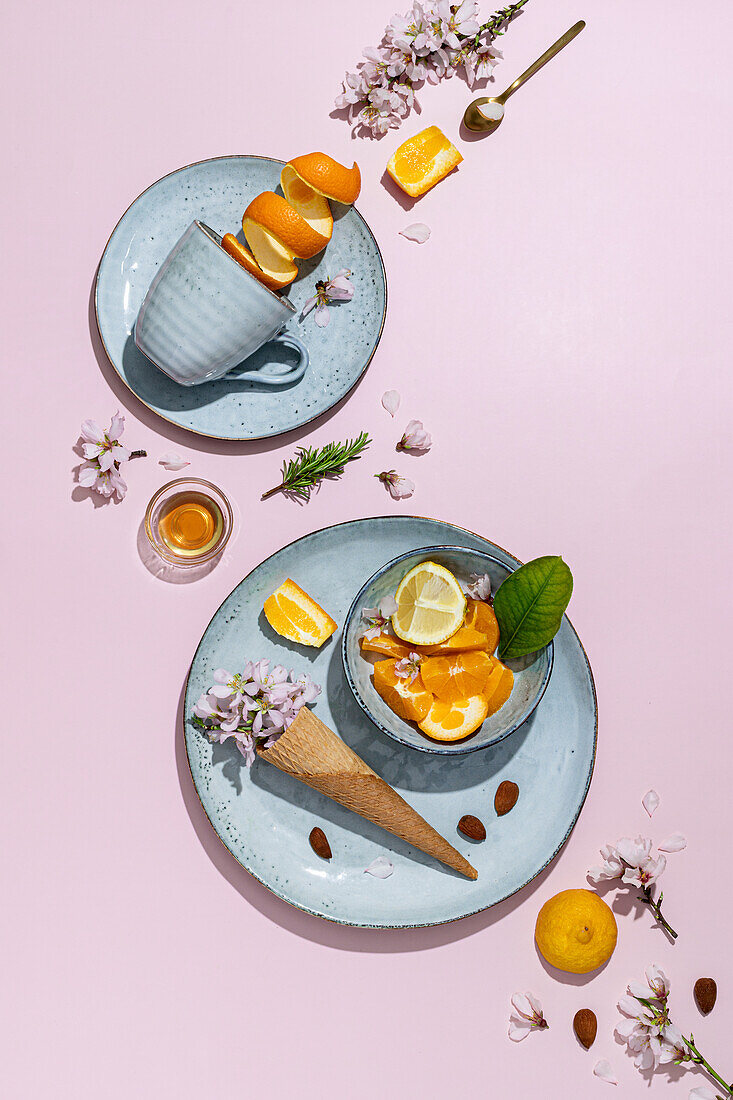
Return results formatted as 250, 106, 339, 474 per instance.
588, 835, 684, 939
638, 886, 678, 940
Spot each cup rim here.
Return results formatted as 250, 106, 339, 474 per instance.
194, 220, 296, 313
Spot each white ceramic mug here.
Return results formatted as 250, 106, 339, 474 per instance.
134, 221, 308, 387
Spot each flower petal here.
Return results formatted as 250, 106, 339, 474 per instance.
399, 222, 431, 244
689, 1088, 719, 1100
314, 303, 330, 328
642, 789, 660, 817
508, 1018, 532, 1042
510, 993, 533, 1020
159, 451, 190, 471
381, 390, 401, 417
593, 1060, 618, 1085
364, 856, 393, 878
80, 418, 104, 443
657, 833, 687, 853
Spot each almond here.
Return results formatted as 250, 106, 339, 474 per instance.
494, 780, 519, 816
309, 827, 332, 860
458, 814, 486, 841
573, 1008, 597, 1050
694, 977, 717, 1015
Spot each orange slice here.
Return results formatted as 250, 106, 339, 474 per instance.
420, 651, 493, 704
386, 126, 463, 199
220, 232, 296, 292
373, 660, 432, 723
243, 192, 329, 260
263, 579, 337, 647
419, 694, 489, 742
360, 633, 414, 661
286, 153, 361, 204
421, 599, 500, 655
281, 164, 334, 243
485, 665, 514, 716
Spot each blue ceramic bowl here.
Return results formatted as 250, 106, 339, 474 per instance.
341, 546, 554, 755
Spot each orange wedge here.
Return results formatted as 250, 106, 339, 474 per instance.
420, 651, 493, 704
220, 232, 296, 292
421, 599, 500, 655
373, 660, 432, 723
263, 579, 337, 648
386, 126, 463, 199
243, 192, 329, 260
239, 218, 299, 288
281, 164, 334, 243
285, 152, 361, 205
360, 633, 414, 661
485, 665, 514, 716
419, 694, 489, 742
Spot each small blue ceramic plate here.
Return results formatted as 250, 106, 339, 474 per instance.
342, 546, 553, 755
95, 156, 387, 440
184, 517, 596, 929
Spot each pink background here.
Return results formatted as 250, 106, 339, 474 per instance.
3, 0, 732, 1095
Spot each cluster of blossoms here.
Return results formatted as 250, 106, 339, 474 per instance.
617, 967, 730, 1097
335, 1, 528, 136
78, 412, 142, 501
589, 833, 686, 939
193, 661, 321, 765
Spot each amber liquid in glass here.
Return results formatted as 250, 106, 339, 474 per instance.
157, 491, 224, 559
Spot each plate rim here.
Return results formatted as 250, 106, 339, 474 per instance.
94, 153, 388, 442
183, 515, 598, 930
340, 543, 554, 756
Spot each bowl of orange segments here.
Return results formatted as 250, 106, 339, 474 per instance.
342, 547, 554, 755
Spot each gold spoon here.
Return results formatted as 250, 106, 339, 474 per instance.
463, 20, 586, 133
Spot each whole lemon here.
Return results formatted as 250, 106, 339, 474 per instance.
535, 889, 617, 974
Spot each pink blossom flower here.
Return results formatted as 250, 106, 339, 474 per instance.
466, 573, 491, 601
361, 596, 398, 641
395, 652, 422, 683
78, 462, 128, 500
376, 470, 415, 499
80, 411, 130, 470
508, 992, 548, 1042
300, 271, 355, 327
396, 419, 432, 453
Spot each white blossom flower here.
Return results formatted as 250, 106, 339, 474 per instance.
466, 573, 491, 601
395, 652, 422, 683
78, 461, 128, 500
376, 470, 415, 499
361, 596, 398, 641
80, 412, 130, 470
300, 271, 355, 327
508, 992, 548, 1042
396, 419, 432, 453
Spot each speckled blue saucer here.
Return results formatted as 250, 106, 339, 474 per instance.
95, 156, 387, 440
184, 517, 597, 929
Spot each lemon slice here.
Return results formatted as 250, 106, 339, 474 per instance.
391, 561, 466, 645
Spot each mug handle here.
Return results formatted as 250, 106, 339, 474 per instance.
225, 334, 309, 386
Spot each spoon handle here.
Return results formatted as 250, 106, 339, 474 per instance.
497, 20, 586, 104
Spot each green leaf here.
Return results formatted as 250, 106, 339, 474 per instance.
493, 556, 573, 659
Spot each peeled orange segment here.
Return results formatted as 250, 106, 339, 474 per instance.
485, 665, 514, 716
360, 633, 414, 661
281, 164, 334, 243
241, 219, 299, 287
263, 579, 337, 648
243, 192, 329, 259
373, 660, 432, 723
386, 126, 463, 199
419, 694, 489, 742
420, 651, 493, 704
391, 561, 466, 646
286, 152, 361, 204
220, 232, 296, 292
421, 599, 500, 655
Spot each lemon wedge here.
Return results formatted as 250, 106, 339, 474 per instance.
391, 561, 466, 645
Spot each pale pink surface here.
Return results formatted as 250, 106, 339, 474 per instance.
2, 1, 732, 1096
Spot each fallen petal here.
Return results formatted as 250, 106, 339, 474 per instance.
689, 1088, 719, 1099
643, 789, 660, 817
159, 451, 190, 471
658, 833, 687, 853
508, 1018, 532, 1042
314, 303, 330, 328
399, 222, 431, 244
593, 1060, 618, 1085
381, 390, 401, 417
364, 856, 394, 878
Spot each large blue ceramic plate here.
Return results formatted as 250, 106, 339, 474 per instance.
184, 517, 597, 929
95, 156, 387, 440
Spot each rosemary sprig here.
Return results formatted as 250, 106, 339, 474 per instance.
262, 431, 371, 501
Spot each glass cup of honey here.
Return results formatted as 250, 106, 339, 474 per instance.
144, 478, 233, 567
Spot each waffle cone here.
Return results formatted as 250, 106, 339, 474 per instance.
257, 707, 477, 880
